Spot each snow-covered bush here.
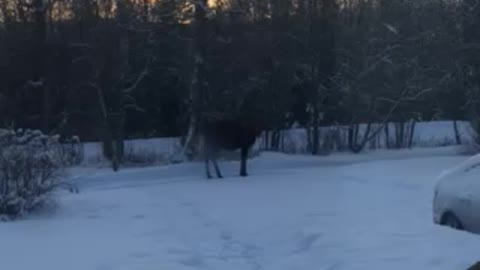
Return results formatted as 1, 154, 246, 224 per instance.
57, 136, 84, 166
0, 129, 75, 219
457, 121, 480, 154
122, 142, 168, 167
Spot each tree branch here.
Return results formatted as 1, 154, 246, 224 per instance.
122, 64, 150, 94
358, 86, 433, 149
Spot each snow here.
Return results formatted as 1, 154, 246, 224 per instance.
78, 120, 475, 167
82, 137, 181, 166
278, 120, 474, 154
1, 147, 479, 270
413, 121, 472, 145
435, 152, 480, 184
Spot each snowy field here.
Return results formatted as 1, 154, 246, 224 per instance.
1, 146, 480, 270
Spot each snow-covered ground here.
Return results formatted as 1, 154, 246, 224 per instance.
80, 120, 475, 167
1, 147, 479, 270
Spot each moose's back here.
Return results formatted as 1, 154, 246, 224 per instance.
201, 119, 261, 151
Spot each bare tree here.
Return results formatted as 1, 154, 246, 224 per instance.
180, 0, 210, 161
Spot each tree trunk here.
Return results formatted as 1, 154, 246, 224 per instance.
311, 107, 320, 155
394, 122, 404, 148
181, 0, 208, 161
95, 84, 115, 168
264, 130, 270, 150
305, 125, 312, 153
348, 124, 354, 150
350, 122, 372, 153
454, 120, 462, 145
384, 123, 390, 149
143, 0, 149, 22
280, 130, 285, 151
272, 130, 281, 150
32, 0, 49, 132
348, 123, 361, 151
408, 120, 416, 148
353, 124, 359, 146
270, 130, 276, 150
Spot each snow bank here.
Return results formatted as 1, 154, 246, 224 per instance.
82, 137, 182, 167
277, 120, 473, 154
78, 120, 473, 167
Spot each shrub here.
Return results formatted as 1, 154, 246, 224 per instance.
122, 142, 167, 167
57, 136, 84, 166
0, 129, 76, 220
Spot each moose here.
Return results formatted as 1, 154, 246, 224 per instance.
199, 114, 264, 179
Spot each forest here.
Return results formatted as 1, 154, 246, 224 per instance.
0, 0, 479, 161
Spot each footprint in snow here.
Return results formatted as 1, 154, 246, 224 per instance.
179, 255, 207, 268
180, 202, 194, 207
129, 251, 153, 259
104, 203, 122, 210
95, 264, 114, 270
428, 257, 446, 266
220, 231, 233, 241
293, 233, 322, 254
132, 214, 146, 219
306, 212, 336, 218
167, 247, 190, 255
86, 214, 101, 220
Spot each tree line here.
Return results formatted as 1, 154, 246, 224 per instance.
0, 0, 479, 164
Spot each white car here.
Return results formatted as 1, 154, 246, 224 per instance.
433, 154, 480, 234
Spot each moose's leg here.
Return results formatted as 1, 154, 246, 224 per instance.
204, 147, 213, 179
240, 147, 248, 177
212, 151, 223, 178
205, 157, 212, 179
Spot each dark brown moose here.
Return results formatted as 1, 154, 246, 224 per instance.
199, 116, 264, 179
